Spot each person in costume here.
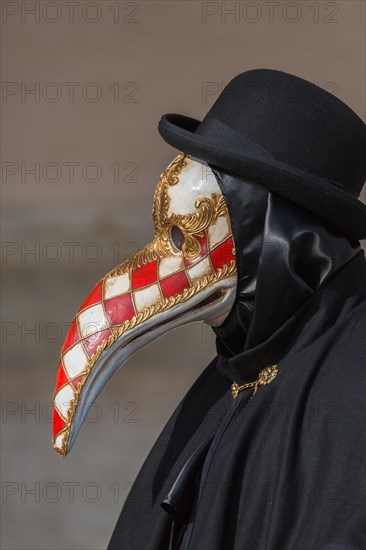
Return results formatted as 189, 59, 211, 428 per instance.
52, 69, 366, 549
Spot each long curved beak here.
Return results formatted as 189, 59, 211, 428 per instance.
52, 155, 237, 456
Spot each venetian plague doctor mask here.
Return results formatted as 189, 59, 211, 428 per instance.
52, 154, 238, 456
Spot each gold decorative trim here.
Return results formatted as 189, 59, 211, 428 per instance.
152, 152, 187, 233
109, 153, 230, 275
169, 193, 226, 260
53, 259, 237, 456
110, 154, 187, 277
231, 364, 279, 399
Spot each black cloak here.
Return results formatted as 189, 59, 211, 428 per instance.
108, 167, 366, 550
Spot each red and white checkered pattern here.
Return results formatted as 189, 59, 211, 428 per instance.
53, 216, 235, 453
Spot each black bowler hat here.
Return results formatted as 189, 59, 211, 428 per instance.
158, 69, 366, 240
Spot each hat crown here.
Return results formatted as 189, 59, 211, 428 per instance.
200, 69, 366, 194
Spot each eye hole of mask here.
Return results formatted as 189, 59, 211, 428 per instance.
170, 225, 185, 252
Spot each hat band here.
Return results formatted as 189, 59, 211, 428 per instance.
194, 116, 360, 198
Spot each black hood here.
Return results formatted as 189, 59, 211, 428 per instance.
211, 166, 361, 384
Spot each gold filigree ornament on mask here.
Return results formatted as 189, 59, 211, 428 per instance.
110, 153, 231, 276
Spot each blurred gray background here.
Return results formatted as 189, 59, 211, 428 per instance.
1, 1, 365, 549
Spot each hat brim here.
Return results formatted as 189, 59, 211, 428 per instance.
159, 113, 366, 240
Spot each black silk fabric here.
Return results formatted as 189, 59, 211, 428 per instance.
108, 168, 366, 550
